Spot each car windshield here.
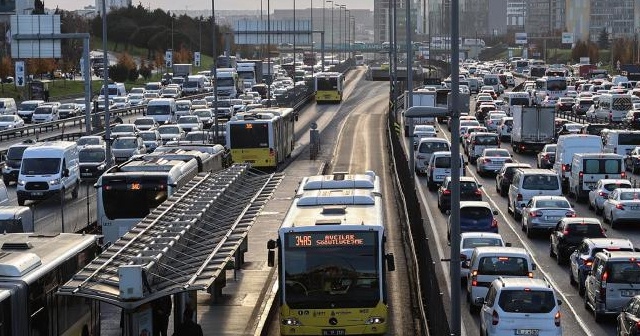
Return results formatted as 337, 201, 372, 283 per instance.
77, 137, 100, 146
178, 117, 199, 123
478, 256, 529, 276
460, 206, 491, 218
604, 183, 632, 191
475, 136, 499, 145
60, 104, 75, 109
566, 223, 604, 237
620, 192, 640, 201
140, 133, 157, 141
112, 125, 134, 133
607, 261, 640, 283
21, 158, 60, 175
497, 290, 556, 313
0, 116, 15, 122
158, 127, 179, 134
112, 139, 137, 149
419, 142, 449, 153
460, 181, 478, 190
195, 111, 211, 118
79, 149, 106, 163
522, 175, 559, 190
484, 150, 509, 157
462, 238, 502, 249
135, 119, 154, 126
535, 199, 571, 208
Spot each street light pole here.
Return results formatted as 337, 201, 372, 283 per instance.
310, 0, 314, 75
293, 0, 296, 70
345, 9, 350, 60
328, 1, 334, 61
337, 4, 343, 62
211, 0, 219, 141
322, 0, 326, 70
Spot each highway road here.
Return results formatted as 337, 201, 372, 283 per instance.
264, 68, 421, 334
402, 82, 635, 336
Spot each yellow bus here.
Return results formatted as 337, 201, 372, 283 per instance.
314, 72, 345, 103
267, 171, 395, 335
225, 107, 296, 169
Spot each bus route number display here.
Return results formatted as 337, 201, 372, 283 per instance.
287, 232, 375, 248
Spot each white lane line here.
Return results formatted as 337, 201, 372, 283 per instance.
440, 126, 595, 336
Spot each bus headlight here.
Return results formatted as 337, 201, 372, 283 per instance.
49, 178, 61, 185
281, 317, 302, 326
365, 317, 385, 324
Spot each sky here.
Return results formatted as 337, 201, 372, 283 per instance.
46, 0, 373, 12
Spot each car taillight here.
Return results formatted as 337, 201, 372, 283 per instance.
565, 211, 576, 217
483, 158, 491, 163
475, 189, 482, 196
579, 171, 583, 178
492, 310, 499, 325
529, 210, 543, 217
583, 259, 593, 267
460, 254, 467, 261
616, 204, 625, 210
563, 164, 571, 172
544, 154, 549, 160
517, 193, 523, 201
601, 271, 608, 301
443, 189, 451, 195
269, 148, 275, 156
598, 191, 608, 197
471, 270, 478, 286
491, 218, 498, 228
554, 311, 561, 327
562, 228, 570, 235
528, 272, 533, 278
621, 171, 626, 178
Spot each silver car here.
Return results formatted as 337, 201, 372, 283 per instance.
588, 179, 632, 215
602, 188, 640, 228
111, 136, 146, 163
475, 148, 512, 176
521, 195, 575, 238
459, 232, 509, 279
139, 130, 162, 153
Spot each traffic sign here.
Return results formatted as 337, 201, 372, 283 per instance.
194, 52, 201, 67
15, 61, 25, 87
165, 50, 173, 68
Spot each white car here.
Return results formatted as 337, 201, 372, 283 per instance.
459, 232, 509, 279
176, 115, 203, 133
157, 124, 185, 144
475, 148, 513, 176
602, 188, 640, 228
484, 112, 507, 132
413, 125, 438, 148
110, 124, 140, 138
588, 179, 632, 215
128, 93, 145, 106
0, 115, 24, 131
112, 96, 130, 109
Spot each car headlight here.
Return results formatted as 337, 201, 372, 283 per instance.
17, 180, 25, 186
49, 178, 61, 185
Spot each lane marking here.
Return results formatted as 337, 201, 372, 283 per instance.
440, 124, 594, 336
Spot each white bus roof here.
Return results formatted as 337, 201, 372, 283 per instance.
300, 171, 379, 191
118, 158, 192, 172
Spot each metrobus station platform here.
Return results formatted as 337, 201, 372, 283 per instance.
58, 161, 323, 336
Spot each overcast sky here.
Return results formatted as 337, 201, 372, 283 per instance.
47, 0, 373, 12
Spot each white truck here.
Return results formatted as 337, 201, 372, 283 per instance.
215, 68, 239, 98
510, 106, 555, 153
404, 89, 436, 136
237, 62, 257, 87
182, 75, 207, 95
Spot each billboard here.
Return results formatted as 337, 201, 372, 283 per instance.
10, 15, 61, 59
562, 33, 574, 44
515, 33, 527, 45
234, 20, 313, 45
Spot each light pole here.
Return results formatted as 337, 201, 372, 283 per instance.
327, 1, 334, 62
337, 4, 345, 62
345, 9, 350, 60
323, 0, 327, 70
310, 0, 314, 75
293, 0, 296, 70
211, 0, 219, 142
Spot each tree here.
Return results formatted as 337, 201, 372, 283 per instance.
139, 59, 152, 80
598, 28, 610, 49
108, 63, 129, 82
33, 0, 45, 14
0, 57, 12, 81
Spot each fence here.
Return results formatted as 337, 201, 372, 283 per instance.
387, 111, 450, 335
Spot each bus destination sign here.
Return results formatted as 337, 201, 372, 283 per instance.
286, 231, 376, 248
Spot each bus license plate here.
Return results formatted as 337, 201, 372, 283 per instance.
515, 329, 539, 335
322, 330, 345, 336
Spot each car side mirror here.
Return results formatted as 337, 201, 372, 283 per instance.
474, 297, 485, 305
492, 210, 499, 215
477, 184, 482, 188
445, 210, 451, 215
462, 260, 470, 269
557, 299, 562, 306
63, 168, 69, 177
505, 242, 512, 247
532, 263, 537, 270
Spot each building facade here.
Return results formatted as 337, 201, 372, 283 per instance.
507, 0, 526, 30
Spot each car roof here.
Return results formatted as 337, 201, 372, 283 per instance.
460, 201, 491, 208
531, 195, 569, 201
560, 217, 602, 225
584, 238, 633, 249
495, 277, 552, 290
460, 232, 503, 239
503, 163, 531, 169
515, 168, 556, 175
444, 176, 477, 183
594, 251, 640, 261
598, 179, 632, 185
472, 246, 528, 255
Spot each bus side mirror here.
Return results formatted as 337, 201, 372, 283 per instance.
267, 250, 275, 267
386, 253, 395, 271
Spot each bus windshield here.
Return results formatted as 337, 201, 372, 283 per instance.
316, 78, 338, 91
229, 123, 269, 148
102, 177, 168, 219
282, 231, 380, 309
546, 79, 567, 91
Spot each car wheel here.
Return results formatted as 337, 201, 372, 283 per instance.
595, 205, 602, 215
588, 199, 594, 210
569, 270, 576, 286
584, 290, 591, 310
513, 206, 522, 221
550, 243, 556, 257
556, 251, 564, 265
594, 308, 605, 323
526, 224, 534, 238
521, 219, 526, 232
610, 214, 617, 229
2, 177, 9, 186
578, 277, 586, 296
17, 196, 24, 206
71, 182, 79, 199
500, 187, 507, 197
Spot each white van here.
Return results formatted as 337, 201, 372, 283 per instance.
508, 169, 563, 220
594, 93, 633, 122
501, 92, 531, 116
482, 74, 501, 93
99, 82, 127, 99
414, 138, 451, 174
603, 129, 640, 155
553, 134, 603, 192
16, 141, 80, 206
0, 98, 17, 115
569, 153, 626, 202
467, 132, 500, 163
425, 151, 466, 191
465, 246, 536, 313
146, 98, 177, 124
17, 100, 45, 123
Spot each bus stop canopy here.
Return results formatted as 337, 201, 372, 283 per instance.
58, 164, 283, 309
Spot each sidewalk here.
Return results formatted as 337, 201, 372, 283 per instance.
195, 156, 324, 335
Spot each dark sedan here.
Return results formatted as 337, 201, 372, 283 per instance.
437, 176, 482, 212
495, 163, 532, 197
536, 144, 557, 169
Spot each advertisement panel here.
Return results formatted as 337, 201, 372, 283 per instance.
515, 33, 527, 45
